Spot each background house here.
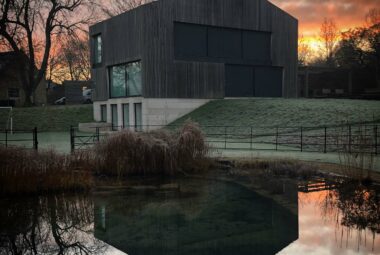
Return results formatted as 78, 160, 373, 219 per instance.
90, 0, 298, 129
298, 66, 380, 99
0, 52, 47, 107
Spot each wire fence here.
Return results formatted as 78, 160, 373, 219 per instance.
70, 124, 379, 155
0, 128, 38, 150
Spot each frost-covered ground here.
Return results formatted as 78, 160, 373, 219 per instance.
213, 149, 380, 173
172, 98, 380, 128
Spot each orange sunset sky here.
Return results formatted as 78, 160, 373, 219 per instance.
270, 0, 379, 51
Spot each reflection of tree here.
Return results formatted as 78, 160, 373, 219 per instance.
0, 195, 107, 255
321, 180, 380, 250
336, 182, 380, 234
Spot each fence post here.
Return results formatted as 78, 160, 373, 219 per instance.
324, 127, 327, 153
276, 127, 278, 151
224, 126, 227, 150
250, 127, 253, 150
375, 125, 378, 155
300, 127, 303, 152
70, 126, 75, 153
96, 127, 100, 142
33, 127, 38, 151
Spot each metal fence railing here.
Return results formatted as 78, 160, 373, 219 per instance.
0, 128, 38, 150
70, 124, 379, 155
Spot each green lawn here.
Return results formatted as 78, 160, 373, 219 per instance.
0, 105, 93, 132
171, 98, 380, 128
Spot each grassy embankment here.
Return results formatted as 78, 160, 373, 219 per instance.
0, 105, 93, 132
172, 98, 380, 127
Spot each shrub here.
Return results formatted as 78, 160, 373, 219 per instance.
235, 159, 318, 179
94, 121, 209, 177
0, 147, 93, 195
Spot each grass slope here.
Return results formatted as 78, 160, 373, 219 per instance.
172, 99, 380, 128
0, 105, 93, 132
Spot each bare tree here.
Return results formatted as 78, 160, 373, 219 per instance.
96, 0, 155, 18
366, 8, 380, 27
298, 34, 311, 66
0, 0, 92, 105
320, 18, 339, 66
48, 33, 90, 83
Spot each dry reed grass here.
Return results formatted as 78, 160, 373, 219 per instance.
234, 159, 318, 179
0, 121, 210, 195
0, 146, 93, 195
93, 121, 210, 177
336, 125, 375, 181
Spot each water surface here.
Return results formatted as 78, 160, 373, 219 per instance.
0, 178, 379, 255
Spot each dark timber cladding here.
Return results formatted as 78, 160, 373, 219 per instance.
90, 0, 298, 101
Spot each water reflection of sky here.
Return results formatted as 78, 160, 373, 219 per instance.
279, 191, 380, 255
1, 179, 379, 255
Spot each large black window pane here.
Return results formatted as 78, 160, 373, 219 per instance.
225, 65, 254, 97
208, 27, 242, 59
243, 31, 271, 63
174, 23, 207, 58
127, 61, 142, 96
110, 65, 126, 98
109, 61, 142, 98
100, 104, 107, 122
254, 67, 283, 97
93, 34, 102, 64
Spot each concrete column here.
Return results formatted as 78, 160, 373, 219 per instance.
106, 103, 112, 124
117, 103, 123, 129
130, 98, 136, 130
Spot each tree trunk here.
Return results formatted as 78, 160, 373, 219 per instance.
23, 87, 33, 107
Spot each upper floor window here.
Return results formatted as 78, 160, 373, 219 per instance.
93, 34, 102, 64
109, 61, 142, 98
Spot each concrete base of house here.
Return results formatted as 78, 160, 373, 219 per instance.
93, 98, 210, 130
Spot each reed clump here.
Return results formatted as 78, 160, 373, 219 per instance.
94, 121, 209, 177
235, 159, 318, 179
335, 125, 375, 181
0, 147, 93, 195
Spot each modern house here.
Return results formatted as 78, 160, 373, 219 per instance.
0, 52, 47, 107
90, 0, 298, 129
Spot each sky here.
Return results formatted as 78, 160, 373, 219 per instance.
269, 0, 379, 51
270, 0, 378, 36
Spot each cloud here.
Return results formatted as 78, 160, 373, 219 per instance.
270, 0, 379, 36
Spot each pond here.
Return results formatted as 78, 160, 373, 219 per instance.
0, 178, 379, 255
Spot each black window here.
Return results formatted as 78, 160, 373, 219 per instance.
174, 23, 207, 58
100, 104, 107, 122
134, 103, 142, 132
123, 104, 129, 128
243, 31, 271, 63
254, 67, 283, 97
225, 65, 254, 97
208, 27, 242, 59
109, 61, 142, 98
111, 104, 118, 130
8, 88, 20, 98
93, 34, 102, 65
174, 22, 271, 64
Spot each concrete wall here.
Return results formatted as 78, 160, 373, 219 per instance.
93, 98, 210, 129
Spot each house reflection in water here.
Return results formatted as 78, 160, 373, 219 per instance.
94, 179, 299, 255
